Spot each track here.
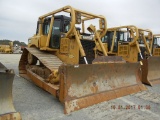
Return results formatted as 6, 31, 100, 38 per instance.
19, 47, 63, 78
19, 47, 63, 97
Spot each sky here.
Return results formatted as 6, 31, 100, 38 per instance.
0, 0, 160, 43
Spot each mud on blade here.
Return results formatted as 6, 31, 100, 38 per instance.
59, 63, 147, 114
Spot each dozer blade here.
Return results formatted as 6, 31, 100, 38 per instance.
0, 62, 7, 72
59, 62, 147, 114
0, 62, 21, 120
141, 57, 160, 86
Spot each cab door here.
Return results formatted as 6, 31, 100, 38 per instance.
49, 19, 61, 49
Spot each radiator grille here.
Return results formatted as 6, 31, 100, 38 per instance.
79, 40, 95, 64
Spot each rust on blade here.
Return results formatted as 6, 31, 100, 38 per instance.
141, 57, 160, 86
27, 69, 59, 97
64, 84, 145, 114
141, 59, 151, 85
147, 56, 160, 85
58, 63, 147, 114
0, 112, 22, 120
93, 56, 126, 63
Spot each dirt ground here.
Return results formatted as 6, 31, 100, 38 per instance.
1, 54, 160, 120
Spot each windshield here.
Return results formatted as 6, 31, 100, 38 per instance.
139, 38, 144, 44
52, 20, 61, 34
43, 21, 50, 35
64, 21, 70, 32
102, 36, 108, 43
154, 37, 160, 45
118, 32, 125, 41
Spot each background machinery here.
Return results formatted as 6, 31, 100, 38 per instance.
19, 6, 146, 114
102, 25, 160, 86
0, 42, 13, 53
0, 42, 22, 54
144, 33, 160, 85
152, 34, 160, 56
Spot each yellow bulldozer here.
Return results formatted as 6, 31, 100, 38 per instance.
0, 62, 21, 119
144, 33, 160, 85
102, 25, 160, 86
152, 34, 160, 56
0, 42, 13, 53
19, 6, 146, 114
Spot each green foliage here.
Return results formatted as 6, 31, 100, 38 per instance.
0, 39, 27, 46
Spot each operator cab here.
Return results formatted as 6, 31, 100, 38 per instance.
36, 15, 71, 49
44, 15, 70, 49
36, 15, 95, 64
102, 31, 125, 52
153, 37, 160, 48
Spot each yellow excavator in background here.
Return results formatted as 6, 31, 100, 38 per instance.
0, 62, 21, 120
102, 25, 160, 86
19, 6, 146, 114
